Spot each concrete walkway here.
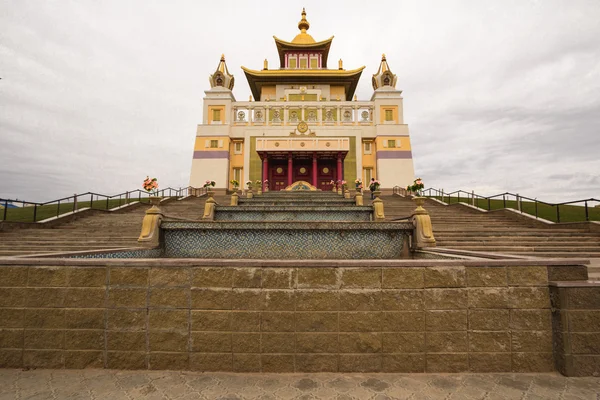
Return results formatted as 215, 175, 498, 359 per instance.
0, 370, 598, 399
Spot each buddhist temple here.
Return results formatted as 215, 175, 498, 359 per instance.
189, 9, 416, 191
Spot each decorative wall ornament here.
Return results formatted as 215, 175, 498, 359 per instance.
343, 110, 352, 122
361, 111, 369, 121
237, 111, 246, 121
325, 110, 333, 122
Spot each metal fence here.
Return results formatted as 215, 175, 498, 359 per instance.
0, 186, 207, 223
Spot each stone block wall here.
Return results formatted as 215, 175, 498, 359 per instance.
550, 282, 600, 376
0, 262, 589, 372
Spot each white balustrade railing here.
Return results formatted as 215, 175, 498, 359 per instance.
230, 101, 374, 126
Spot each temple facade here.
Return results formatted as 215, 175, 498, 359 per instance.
189, 9, 415, 191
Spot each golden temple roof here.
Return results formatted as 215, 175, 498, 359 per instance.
273, 9, 334, 68
292, 8, 314, 44
241, 66, 365, 101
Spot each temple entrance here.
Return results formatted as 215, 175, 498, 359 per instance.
261, 151, 346, 191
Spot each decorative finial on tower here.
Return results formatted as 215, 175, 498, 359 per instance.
209, 54, 235, 90
339, 59, 343, 70
298, 8, 310, 32
372, 53, 397, 90
263, 59, 268, 70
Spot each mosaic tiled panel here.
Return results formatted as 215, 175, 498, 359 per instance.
214, 210, 372, 222
239, 200, 356, 207
163, 229, 406, 259
67, 248, 162, 259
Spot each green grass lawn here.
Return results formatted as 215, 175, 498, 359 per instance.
0, 197, 151, 222
429, 196, 600, 223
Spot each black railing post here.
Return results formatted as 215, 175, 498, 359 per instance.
556, 205, 560, 223
458, 192, 460, 204
90, 193, 94, 209
57, 200, 61, 218
503, 195, 506, 208
535, 201, 538, 219
487, 198, 491, 211
3, 200, 8, 221
105, 197, 109, 210
138, 191, 141, 202
585, 201, 589, 221
33, 204, 38, 222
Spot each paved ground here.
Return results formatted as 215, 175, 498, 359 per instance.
0, 370, 598, 400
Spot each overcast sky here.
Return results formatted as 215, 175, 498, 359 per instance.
1, 0, 599, 203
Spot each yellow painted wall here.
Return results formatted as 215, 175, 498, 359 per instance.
379, 106, 399, 123
330, 86, 345, 101
375, 137, 410, 151
361, 141, 377, 179
208, 106, 225, 124
261, 86, 276, 100
194, 137, 230, 151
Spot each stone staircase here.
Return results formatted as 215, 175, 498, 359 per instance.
0, 196, 225, 257
1, 192, 598, 277
384, 195, 600, 278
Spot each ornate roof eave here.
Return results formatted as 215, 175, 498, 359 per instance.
241, 66, 365, 101
273, 36, 334, 68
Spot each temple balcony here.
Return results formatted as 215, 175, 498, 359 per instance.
229, 101, 374, 126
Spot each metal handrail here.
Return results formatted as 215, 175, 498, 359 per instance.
418, 187, 599, 223
1, 186, 207, 223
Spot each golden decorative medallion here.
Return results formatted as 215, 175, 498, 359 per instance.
297, 121, 308, 133
299, 167, 307, 174
276, 167, 283, 174
323, 167, 329, 174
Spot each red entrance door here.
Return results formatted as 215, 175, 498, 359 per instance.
292, 159, 311, 183
269, 161, 287, 191
317, 159, 336, 191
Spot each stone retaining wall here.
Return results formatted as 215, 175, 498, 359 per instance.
0, 261, 591, 373
550, 281, 600, 376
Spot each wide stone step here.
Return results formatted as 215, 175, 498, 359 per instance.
436, 240, 600, 246
214, 206, 373, 222
439, 245, 600, 252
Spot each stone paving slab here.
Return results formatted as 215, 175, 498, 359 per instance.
0, 370, 598, 400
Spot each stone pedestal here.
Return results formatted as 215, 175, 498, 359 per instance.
411, 197, 436, 248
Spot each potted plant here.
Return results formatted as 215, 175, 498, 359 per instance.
203, 180, 216, 197
246, 180, 253, 190
355, 178, 362, 190
142, 176, 160, 206
330, 180, 336, 192
255, 180, 262, 195
264, 179, 269, 192
407, 178, 424, 197
229, 179, 239, 191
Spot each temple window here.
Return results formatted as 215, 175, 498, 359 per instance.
234, 142, 242, 154
210, 140, 219, 148
385, 109, 393, 121
212, 109, 221, 122
364, 142, 372, 154
310, 58, 318, 69
289, 58, 297, 69
300, 58, 307, 69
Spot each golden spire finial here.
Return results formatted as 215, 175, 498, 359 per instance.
221, 54, 225, 61
298, 8, 310, 32
382, 54, 386, 61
